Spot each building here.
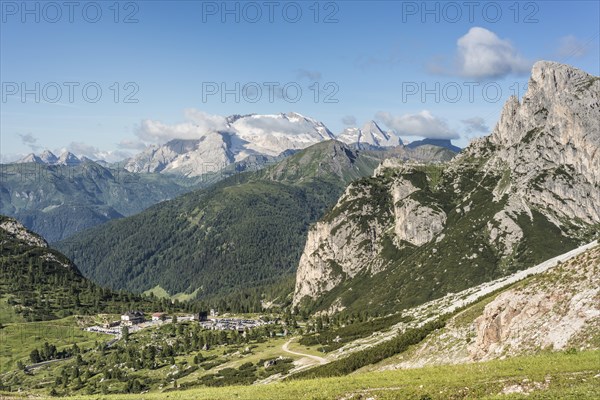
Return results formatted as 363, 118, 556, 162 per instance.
191, 311, 208, 322
121, 311, 145, 326
102, 320, 120, 329
152, 312, 166, 321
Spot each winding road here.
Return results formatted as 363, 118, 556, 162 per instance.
282, 338, 328, 365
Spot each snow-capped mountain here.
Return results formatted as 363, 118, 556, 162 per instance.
337, 120, 402, 148
39, 150, 59, 164
16, 153, 44, 164
56, 151, 82, 166
16, 150, 81, 166
125, 112, 336, 177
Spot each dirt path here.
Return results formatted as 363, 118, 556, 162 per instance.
282, 338, 328, 365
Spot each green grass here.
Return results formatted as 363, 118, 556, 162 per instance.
142, 285, 171, 299
142, 285, 200, 302
0, 316, 104, 373
13, 350, 598, 399
0, 297, 24, 324
172, 288, 200, 302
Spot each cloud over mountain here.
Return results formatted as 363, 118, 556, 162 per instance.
375, 110, 459, 140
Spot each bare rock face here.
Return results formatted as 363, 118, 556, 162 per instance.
469, 246, 600, 360
293, 165, 445, 306
293, 181, 394, 305
0, 217, 47, 248
487, 210, 523, 257
292, 61, 599, 310
394, 197, 446, 247
463, 61, 600, 226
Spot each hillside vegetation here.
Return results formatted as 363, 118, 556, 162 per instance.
5, 350, 597, 399
54, 142, 384, 299
0, 161, 204, 242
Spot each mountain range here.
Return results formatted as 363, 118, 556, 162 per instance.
3, 112, 461, 243
337, 120, 402, 149
13, 112, 457, 178
0, 161, 205, 242
1, 60, 599, 399
123, 112, 335, 177
54, 140, 456, 300
16, 150, 84, 166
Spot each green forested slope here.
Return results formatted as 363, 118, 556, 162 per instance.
0, 160, 204, 242
0, 215, 176, 322
55, 141, 383, 298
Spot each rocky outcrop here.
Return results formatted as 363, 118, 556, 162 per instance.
373, 243, 599, 370
0, 217, 47, 248
293, 181, 394, 304
393, 197, 446, 247
293, 61, 600, 311
463, 61, 600, 226
293, 164, 446, 306
469, 245, 600, 360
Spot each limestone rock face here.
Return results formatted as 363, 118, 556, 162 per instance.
469, 246, 600, 360
393, 197, 446, 247
293, 165, 445, 306
463, 61, 600, 226
293, 182, 393, 305
293, 61, 600, 310
0, 217, 47, 248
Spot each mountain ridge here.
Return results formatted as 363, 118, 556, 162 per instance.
292, 61, 600, 314
54, 140, 456, 299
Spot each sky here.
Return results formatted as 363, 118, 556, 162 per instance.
1, 0, 599, 162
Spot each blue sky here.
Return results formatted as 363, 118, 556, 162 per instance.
1, 0, 599, 162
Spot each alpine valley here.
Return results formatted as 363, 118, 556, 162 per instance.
1, 61, 599, 400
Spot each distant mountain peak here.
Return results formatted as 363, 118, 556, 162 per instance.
337, 120, 402, 149
15, 149, 83, 166
57, 151, 82, 166
125, 112, 336, 177
16, 153, 43, 164
39, 150, 58, 164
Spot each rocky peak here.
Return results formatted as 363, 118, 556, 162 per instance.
292, 61, 599, 312
488, 61, 599, 151
0, 216, 48, 248
16, 153, 43, 164
337, 120, 402, 148
57, 151, 82, 166
459, 61, 600, 225
39, 150, 58, 164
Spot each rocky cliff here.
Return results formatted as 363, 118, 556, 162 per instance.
293, 61, 600, 313
373, 243, 599, 371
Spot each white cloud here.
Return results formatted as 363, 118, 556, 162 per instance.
341, 115, 357, 126
296, 69, 322, 81
62, 142, 132, 163
1, 152, 26, 163
18, 133, 40, 151
461, 117, 490, 134
118, 139, 148, 151
434, 27, 532, 79
556, 35, 588, 58
375, 110, 459, 140
135, 109, 228, 143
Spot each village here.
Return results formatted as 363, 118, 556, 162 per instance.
84, 309, 270, 336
